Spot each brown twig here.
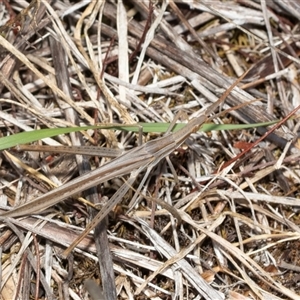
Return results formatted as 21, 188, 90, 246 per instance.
33, 234, 40, 300
14, 252, 28, 300
129, 1, 153, 62
220, 104, 300, 171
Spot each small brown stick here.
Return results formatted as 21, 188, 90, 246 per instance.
169, 0, 221, 64
33, 234, 40, 300
220, 103, 300, 171
129, 1, 153, 62
100, 34, 116, 79
14, 252, 28, 299
1, 0, 16, 20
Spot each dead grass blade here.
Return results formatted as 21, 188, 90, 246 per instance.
1, 1, 300, 299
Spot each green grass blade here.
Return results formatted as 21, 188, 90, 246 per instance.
0, 120, 279, 151
132, 120, 279, 133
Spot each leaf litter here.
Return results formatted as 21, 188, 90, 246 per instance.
0, 1, 300, 299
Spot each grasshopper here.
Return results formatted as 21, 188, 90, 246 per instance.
0, 70, 248, 257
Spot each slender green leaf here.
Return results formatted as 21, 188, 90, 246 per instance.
0, 120, 279, 151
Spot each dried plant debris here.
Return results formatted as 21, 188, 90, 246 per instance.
0, 0, 300, 299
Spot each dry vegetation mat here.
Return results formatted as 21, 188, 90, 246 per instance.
0, 0, 300, 299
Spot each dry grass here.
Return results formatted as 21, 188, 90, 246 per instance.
0, 0, 300, 299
